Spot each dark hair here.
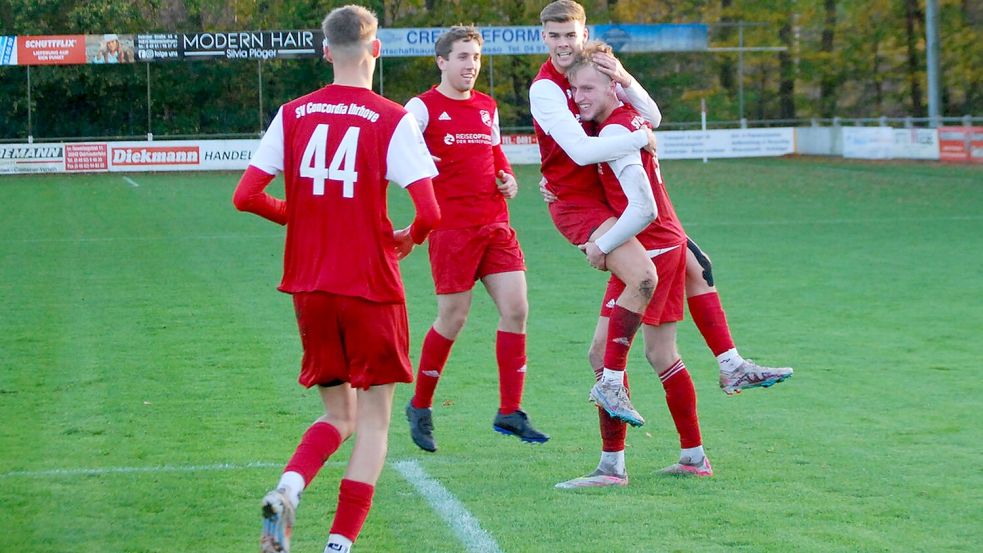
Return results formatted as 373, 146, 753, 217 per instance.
435, 25, 483, 60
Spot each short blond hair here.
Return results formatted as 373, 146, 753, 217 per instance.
540, 0, 587, 25
435, 25, 483, 60
322, 5, 378, 53
568, 40, 613, 79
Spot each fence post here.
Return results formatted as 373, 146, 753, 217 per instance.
963, 114, 972, 127
26, 66, 33, 143
878, 116, 887, 127
146, 63, 153, 141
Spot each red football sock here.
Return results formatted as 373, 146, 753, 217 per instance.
283, 421, 343, 487
659, 359, 702, 449
329, 478, 375, 542
603, 305, 643, 371
496, 330, 527, 414
599, 407, 628, 452
411, 327, 455, 409
598, 370, 630, 451
688, 292, 735, 356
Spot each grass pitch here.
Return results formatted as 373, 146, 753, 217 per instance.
0, 158, 980, 552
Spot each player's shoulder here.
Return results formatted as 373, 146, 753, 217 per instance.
602, 105, 647, 132
469, 89, 494, 104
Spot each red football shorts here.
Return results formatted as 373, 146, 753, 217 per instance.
427, 222, 526, 295
292, 292, 412, 389
548, 198, 615, 246
600, 240, 687, 326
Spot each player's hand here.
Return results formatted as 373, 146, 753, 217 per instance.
497, 170, 518, 199
592, 51, 632, 88
643, 127, 657, 156
393, 226, 414, 260
578, 241, 607, 271
539, 177, 557, 203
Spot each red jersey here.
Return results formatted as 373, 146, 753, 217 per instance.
406, 87, 509, 229
530, 60, 606, 203
250, 84, 437, 303
597, 105, 685, 249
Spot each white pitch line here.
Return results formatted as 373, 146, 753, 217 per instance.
122, 176, 140, 187
393, 459, 504, 553
0, 461, 282, 478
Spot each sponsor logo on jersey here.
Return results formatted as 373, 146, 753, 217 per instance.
443, 133, 492, 146
111, 146, 200, 165
438, 111, 451, 121
631, 115, 646, 130
480, 109, 491, 126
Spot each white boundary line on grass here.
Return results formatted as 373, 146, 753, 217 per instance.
392, 459, 504, 553
122, 176, 140, 187
1, 458, 504, 553
0, 461, 282, 478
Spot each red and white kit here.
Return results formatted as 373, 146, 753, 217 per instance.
242, 84, 438, 388
597, 105, 687, 325
406, 87, 524, 294
529, 59, 656, 245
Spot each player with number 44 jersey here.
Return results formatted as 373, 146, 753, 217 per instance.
233, 6, 440, 553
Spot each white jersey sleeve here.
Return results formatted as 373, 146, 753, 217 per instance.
249, 106, 285, 175
600, 123, 643, 175
403, 96, 430, 132
529, 79, 647, 166
616, 79, 663, 128
593, 124, 656, 254
492, 108, 502, 146
386, 112, 439, 188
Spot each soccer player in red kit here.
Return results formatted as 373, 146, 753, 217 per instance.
232, 6, 440, 553
532, 0, 792, 488
402, 26, 548, 452
561, 42, 713, 486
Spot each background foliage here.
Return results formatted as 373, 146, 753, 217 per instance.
0, 0, 980, 139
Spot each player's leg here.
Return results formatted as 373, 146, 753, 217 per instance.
556, 316, 630, 489
325, 297, 412, 552
262, 292, 357, 553
642, 322, 712, 477
481, 270, 548, 443
406, 290, 473, 452
684, 238, 793, 395
408, 226, 483, 451
585, 218, 655, 426
325, 383, 397, 553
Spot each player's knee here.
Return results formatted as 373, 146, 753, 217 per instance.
637, 276, 656, 301
498, 301, 528, 330
687, 240, 714, 288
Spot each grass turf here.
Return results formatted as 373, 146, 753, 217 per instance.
0, 158, 980, 552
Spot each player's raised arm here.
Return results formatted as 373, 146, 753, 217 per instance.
591, 51, 663, 128
529, 78, 650, 166
233, 107, 287, 224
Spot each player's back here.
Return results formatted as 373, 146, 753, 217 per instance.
598, 105, 685, 249
530, 60, 605, 203
278, 85, 409, 303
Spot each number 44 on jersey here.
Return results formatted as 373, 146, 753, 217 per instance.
300, 123, 360, 198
